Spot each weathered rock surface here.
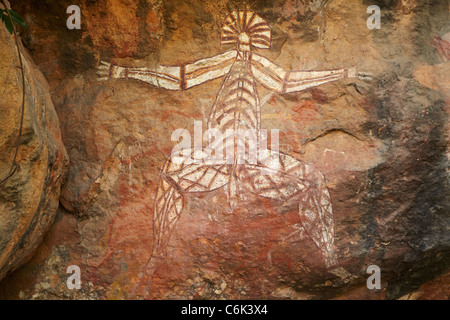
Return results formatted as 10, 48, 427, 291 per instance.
0, 0, 448, 299
0, 12, 68, 281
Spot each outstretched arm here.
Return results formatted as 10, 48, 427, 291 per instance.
250, 53, 371, 94
97, 50, 238, 90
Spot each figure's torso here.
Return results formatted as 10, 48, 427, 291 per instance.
208, 52, 260, 133
205, 52, 261, 204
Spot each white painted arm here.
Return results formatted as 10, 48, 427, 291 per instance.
97, 50, 238, 90
251, 53, 370, 93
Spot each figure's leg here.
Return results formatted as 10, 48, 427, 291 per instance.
240, 151, 336, 268
151, 166, 184, 260
145, 153, 231, 275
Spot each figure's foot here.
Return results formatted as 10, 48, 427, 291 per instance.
323, 249, 338, 269
141, 255, 164, 277
128, 255, 165, 299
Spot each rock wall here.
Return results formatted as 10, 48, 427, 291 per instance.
0, 0, 448, 299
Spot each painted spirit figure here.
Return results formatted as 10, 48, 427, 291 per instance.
98, 10, 371, 271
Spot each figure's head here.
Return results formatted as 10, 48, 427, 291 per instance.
221, 10, 271, 52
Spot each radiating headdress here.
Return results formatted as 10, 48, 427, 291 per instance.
221, 10, 271, 50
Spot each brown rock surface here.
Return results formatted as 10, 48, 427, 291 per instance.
0, 0, 448, 299
0, 9, 68, 281
398, 270, 450, 300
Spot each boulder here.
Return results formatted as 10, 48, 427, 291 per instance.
0, 14, 68, 281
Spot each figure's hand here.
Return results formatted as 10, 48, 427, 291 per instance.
347, 66, 372, 82
97, 61, 111, 81
357, 71, 372, 81
97, 61, 126, 81
347, 66, 358, 78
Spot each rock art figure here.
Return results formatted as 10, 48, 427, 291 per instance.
432, 33, 450, 62
98, 10, 371, 272
414, 32, 450, 94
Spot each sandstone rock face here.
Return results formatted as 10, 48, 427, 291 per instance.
0, 0, 448, 299
0, 18, 68, 281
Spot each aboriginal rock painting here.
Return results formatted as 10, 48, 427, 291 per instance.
98, 10, 370, 272
432, 32, 450, 62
